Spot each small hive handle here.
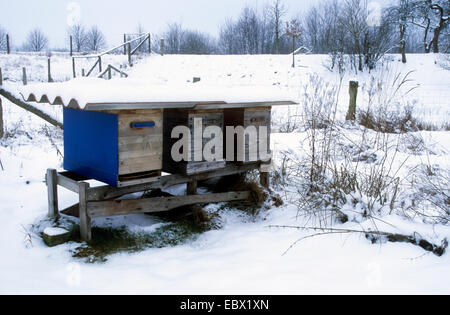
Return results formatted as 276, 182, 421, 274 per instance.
130, 121, 156, 128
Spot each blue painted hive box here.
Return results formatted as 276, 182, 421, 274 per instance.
63, 107, 163, 187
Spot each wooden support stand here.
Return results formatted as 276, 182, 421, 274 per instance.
46, 169, 58, 217
259, 162, 271, 189
46, 163, 262, 242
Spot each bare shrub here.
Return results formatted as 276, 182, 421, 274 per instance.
408, 163, 450, 224
277, 106, 301, 133
85, 26, 106, 52
24, 29, 48, 52
357, 68, 423, 133
274, 74, 415, 228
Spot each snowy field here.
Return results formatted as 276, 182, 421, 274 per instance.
0, 52, 449, 294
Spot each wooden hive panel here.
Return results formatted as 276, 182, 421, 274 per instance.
163, 108, 226, 175
114, 109, 163, 176
224, 107, 272, 163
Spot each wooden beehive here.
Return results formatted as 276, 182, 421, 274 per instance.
163, 108, 226, 175
21, 79, 297, 190
224, 107, 272, 164
63, 108, 163, 187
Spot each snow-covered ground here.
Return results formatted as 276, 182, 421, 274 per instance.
0, 52, 449, 294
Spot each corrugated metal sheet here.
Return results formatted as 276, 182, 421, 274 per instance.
18, 79, 297, 111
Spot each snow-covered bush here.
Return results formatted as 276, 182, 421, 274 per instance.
409, 164, 450, 225
274, 75, 414, 227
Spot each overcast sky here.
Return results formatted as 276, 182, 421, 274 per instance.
0, 0, 318, 49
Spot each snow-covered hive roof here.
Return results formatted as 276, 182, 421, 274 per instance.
19, 78, 297, 111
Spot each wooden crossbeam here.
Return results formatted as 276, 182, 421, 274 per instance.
86, 58, 100, 77
98, 65, 129, 79
88, 162, 260, 201
130, 34, 150, 56
87, 191, 251, 218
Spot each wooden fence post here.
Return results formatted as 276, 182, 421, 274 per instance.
128, 43, 132, 65
72, 57, 76, 78
6, 34, 10, 54
47, 58, 53, 82
79, 182, 91, 242
69, 35, 73, 56
346, 80, 359, 121
0, 67, 2, 86
260, 163, 270, 189
81, 68, 85, 77
148, 34, 151, 53
0, 97, 3, 139
98, 56, 102, 72
107, 66, 112, 80
123, 34, 127, 55
46, 169, 59, 217
160, 38, 164, 56
22, 67, 27, 86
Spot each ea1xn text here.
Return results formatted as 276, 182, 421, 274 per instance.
179, 299, 269, 312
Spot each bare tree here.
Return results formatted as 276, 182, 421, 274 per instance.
0, 26, 7, 51
180, 30, 216, 54
219, 19, 236, 54
259, 5, 275, 54
285, 19, 302, 67
339, 0, 368, 71
304, 0, 343, 54
363, 11, 395, 70
271, 0, 287, 54
235, 6, 260, 54
68, 24, 87, 53
164, 23, 184, 54
25, 28, 48, 52
85, 26, 106, 52
411, 0, 449, 53
389, 0, 414, 63
133, 23, 147, 53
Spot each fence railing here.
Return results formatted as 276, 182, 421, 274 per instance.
71, 33, 151, 78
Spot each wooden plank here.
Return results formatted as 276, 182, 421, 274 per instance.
61, 203, 79, 218
88, 162, 260, 201
88, 191, 251, 218
185, 161, 226, 174
118, 137, 163, 154
79, 182, 91, 241
46, 169, 59, 217
109, 65, 128, 78
119, 134, 162, 146
118, 111, 163, 137
85, 59, 99, 77
56, 173, 79, 193
117, 175, 160, 188
118, 155, 162, 175
119, 147, 162, 160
